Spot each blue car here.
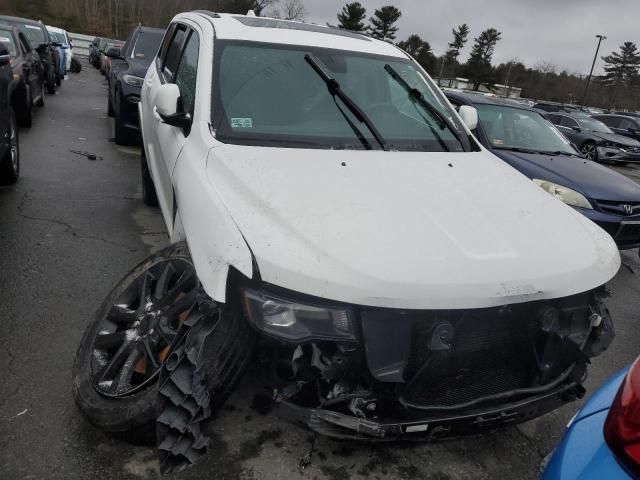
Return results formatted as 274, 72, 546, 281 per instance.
542, 357, 639, 479
446, 92, 640, 250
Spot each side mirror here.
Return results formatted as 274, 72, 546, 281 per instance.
571, 126, 582, 132
154, 83, 192, 129
106, 46, 122, 59
51, 41, 62, 48
458, 105, 478, 131
629, 128, 638, 134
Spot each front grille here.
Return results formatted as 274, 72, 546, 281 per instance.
401, 308, 538, 407
594, 200, 640, 217
623, 146, 640, 154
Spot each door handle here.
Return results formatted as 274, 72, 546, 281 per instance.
146, 79, 153, 87
153, 107, 162, 122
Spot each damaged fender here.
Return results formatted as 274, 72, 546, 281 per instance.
170, 144, 253, 303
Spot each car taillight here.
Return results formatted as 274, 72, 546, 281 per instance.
604, 356, 640, 476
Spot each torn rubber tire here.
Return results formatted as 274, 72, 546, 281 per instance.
156, 294, 257, 473
72, 242, 198, 440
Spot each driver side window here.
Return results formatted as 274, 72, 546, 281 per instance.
173, 31, 199, 117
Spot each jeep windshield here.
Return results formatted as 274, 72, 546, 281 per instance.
212, 42, 469, 152
477, 104, 579, 156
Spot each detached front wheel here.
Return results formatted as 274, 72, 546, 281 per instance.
72, 242, 254, 442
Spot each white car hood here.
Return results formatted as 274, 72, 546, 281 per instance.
206, 145, 620, 309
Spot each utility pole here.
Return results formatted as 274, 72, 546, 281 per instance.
438, 56, 446, 87
581, 34, 606, 107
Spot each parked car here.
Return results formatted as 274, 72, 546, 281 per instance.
107, 25, 164, 145
0, 23, 45, 127
47, 26, 72, 77
533, 101, 584, 114
100, 40, 123, 76
0, 16, 58, 94
613, 111, 640, 119
0, 42, 19, 185
89, 37, 101, 68
73, 12, 621, 473
542, 359, 638, 479
593, 114, 640, 143
446, 92, 640, 250
544, 111, 640, 164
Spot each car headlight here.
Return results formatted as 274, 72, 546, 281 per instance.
241, 288, 356, 342
533, 179, 593, 209
122, 74, 143, 88
602, 141, 622, 149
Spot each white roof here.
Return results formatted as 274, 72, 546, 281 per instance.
188, 12, 406, 57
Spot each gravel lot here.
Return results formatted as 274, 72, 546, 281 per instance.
1, 60, 639, 480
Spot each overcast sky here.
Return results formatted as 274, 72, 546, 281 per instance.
303, 0, 639, 75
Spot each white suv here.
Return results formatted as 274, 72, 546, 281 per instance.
74, 11, 621, 471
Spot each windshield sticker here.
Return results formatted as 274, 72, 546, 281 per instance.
25, 25, 41, 30
493, 139, 504, 145
134, 53, 145, 59
0, 37, 11, 43
231, 118, 253, 129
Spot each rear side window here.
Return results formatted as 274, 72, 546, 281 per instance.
161, 26, 187, 81
173, 32, 199, 116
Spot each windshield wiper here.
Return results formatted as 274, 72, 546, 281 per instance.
305, 54, 387, 151
495, 146, 580, 157
384, 64, 466, 151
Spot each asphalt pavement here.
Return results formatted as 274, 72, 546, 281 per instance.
1, 60, 639, 480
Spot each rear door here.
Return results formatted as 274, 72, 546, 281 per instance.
556, 115, 582, 144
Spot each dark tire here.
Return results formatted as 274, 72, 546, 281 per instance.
46, 66, 56, 94
17, 85, 33, 128
141, 148, 159, 207
581, 141, 598, 162
114, 97, 135, 145
35, 81, 45, 107
107, 90, 114, 117
0, 109, 19, 185
56, 71, 62, 87
72, 242, 254, 442
70, 58, 82, 73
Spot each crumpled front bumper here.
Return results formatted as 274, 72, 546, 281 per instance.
277, 381, 585, 441
597, 146, 640, 163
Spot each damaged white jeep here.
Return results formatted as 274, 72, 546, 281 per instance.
73, 11, 621, 473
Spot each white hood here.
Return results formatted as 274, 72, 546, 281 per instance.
206, 146, 620, 309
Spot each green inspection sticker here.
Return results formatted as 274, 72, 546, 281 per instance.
231, 118, 253, 129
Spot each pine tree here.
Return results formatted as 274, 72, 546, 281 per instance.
461, 28, 502, 91
368, 5, 401, 41
445, 24, 470, 63
601, 42, 640, 108
397, 34, 435, 72
337, 2, 367, 31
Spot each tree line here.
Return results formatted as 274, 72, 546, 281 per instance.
2, 0, 639, 110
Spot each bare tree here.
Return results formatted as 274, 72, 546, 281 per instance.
271, 0, 305, 21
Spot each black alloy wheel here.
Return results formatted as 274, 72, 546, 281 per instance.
89, 258, 198, 398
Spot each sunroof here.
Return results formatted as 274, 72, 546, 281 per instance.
233, 16, 371, 42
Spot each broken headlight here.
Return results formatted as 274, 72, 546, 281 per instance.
241, 289, 356, 343
533, 179, 593, 210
